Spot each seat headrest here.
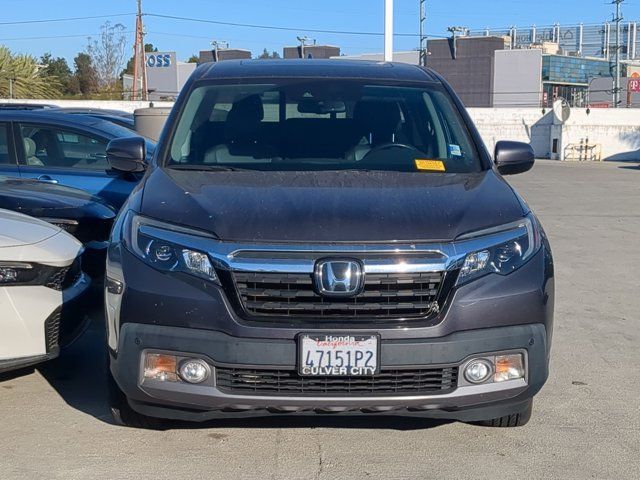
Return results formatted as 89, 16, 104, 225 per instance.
225, 94, 265, 142
23, 137, 36, 157
353, 100, 401, 144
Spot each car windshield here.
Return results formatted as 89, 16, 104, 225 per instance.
166, 80, 481, 173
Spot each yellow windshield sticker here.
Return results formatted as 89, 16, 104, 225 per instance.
415, 159, 446, 172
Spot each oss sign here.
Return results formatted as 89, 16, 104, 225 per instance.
145, 53, 173, 68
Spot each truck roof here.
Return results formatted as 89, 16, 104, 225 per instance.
194, 59, 442, 84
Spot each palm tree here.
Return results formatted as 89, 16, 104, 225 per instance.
0, 47, 61, 99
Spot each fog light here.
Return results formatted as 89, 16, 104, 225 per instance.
143, 353, 178, 382
494, 354, 525, 382
464, 359, 493, 384
179, 359, 210, 384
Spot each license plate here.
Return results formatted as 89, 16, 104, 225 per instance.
298, 334, 379, 376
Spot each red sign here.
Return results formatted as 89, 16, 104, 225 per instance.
628, 79, 640, 92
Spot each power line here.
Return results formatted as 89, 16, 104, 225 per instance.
144, 12, 448, 38
0, 13, 135, 26
0, 32, 134, 42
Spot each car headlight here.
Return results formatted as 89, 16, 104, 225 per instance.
123, 212, 219, 283
455, 214, 541, 285
0, 262, 36, 285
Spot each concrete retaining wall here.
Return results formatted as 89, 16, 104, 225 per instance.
468, 108, 552, 158
0, 98, 175, 113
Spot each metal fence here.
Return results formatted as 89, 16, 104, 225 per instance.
466, 22, 639, 60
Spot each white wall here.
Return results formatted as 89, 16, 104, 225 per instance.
558, 109, 640, 160
468, 108, 552, 158
0, 99, 175, 113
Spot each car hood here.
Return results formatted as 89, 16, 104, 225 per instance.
0, 208, 63, 248
0, 177, 116, 220
140, 169, 525, 243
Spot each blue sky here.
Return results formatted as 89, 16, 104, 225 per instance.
1, 0, 637, 64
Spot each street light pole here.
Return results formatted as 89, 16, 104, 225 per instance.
613, 0, 624, 108
384, 0, 393, 62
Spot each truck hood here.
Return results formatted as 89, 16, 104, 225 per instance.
140, 169, 525, 243
0, 177, 116, 220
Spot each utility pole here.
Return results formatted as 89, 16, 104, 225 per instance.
132, 0, 148, 101
419, 0, 427, 66
211, 40, 229, 62
297, 36, 313, 59
384, 0, 393, 61
613, 0, 624, 108
447, 26, 467, 60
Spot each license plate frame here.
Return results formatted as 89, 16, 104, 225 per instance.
297, 333, 380, 377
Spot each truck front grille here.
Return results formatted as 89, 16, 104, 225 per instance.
216, 367, 458, 396
233, 272, 444, 320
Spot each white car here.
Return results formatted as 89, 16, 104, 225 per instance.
0, 208, 90, 373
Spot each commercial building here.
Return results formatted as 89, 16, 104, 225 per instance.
425, 36, 616, 108
283, 44, 340, 59
122, 51, 196, 101
198, 48, 252, 63
426, 36, 507, 107
465, 22, 639, 61
333, 51, 420, 64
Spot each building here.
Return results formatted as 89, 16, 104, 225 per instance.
283, 45, 340, 59
424, 35, 616, 108
332, 51, 420, 64
427, 36, 507, 107
122, 52, 197, 101
466, 22, 639, 61
198, 48, 252, 63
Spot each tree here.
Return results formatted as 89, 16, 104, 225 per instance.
40, 53, 73, 95
70, 52, 98, 96
122, 43, 158, 77
187, 54, 199, 63
86, 21, 128, 90
257, 48, 281, 59
0, 47, 61, 98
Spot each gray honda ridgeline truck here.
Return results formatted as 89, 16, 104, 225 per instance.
104, 60, 554, 428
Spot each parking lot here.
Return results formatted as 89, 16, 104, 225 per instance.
0, 160, 638, 480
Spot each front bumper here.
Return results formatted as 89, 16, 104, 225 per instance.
111, 323, 548, 422
0, 272, 91, 374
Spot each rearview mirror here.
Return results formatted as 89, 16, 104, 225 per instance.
495, 141, 535, 176
297, 99, 346, 115
107, 137, 147, 173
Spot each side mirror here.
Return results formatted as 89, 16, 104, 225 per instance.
107, 136, 147, 173
495, 141, 535, 176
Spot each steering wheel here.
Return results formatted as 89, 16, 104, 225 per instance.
360, 142, 422, 163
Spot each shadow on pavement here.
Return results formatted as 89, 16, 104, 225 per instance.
36, 312, 451, 431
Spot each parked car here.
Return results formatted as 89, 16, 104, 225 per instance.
0, 208, 90, 373
0, 176, 116, 278
55, 108, 135, 131
0, 110, 155, 209
0, 103, 58, 111
105, 60, 554, 428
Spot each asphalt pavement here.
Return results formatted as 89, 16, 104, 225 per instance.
0, 160, 638, 479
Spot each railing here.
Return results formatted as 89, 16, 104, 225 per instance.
564, 141, 602, 161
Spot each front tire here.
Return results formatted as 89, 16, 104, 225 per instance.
475, 400, 533, 427
107, 368, 165, 429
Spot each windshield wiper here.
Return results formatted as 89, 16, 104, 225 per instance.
167, 164, 249, 172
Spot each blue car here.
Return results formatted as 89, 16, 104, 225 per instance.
0, 110, 155, 209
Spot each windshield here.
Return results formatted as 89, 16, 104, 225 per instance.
166, 80, 481, 173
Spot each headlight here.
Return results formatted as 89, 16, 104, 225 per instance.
123, 213, 219, 283
456, 214, 541, 285
0, 262, 36, 285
